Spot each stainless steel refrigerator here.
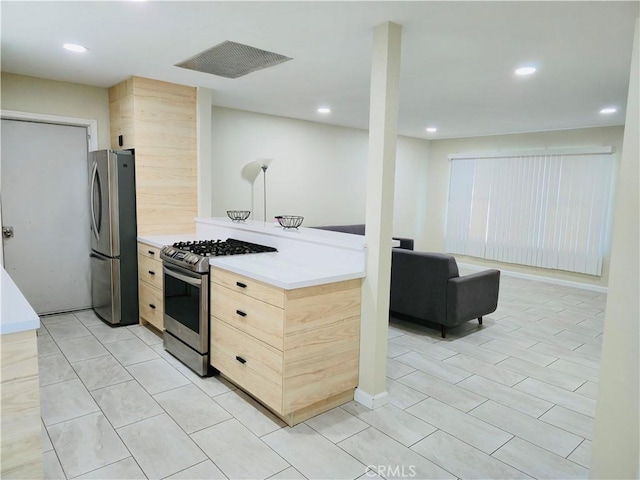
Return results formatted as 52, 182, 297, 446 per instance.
89, 149, 139, 325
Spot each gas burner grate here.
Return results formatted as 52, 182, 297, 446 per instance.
172, 238, 277, 257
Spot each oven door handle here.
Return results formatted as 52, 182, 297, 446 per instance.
163, 265, 202, 286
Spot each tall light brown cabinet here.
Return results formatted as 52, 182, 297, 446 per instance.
109, 76, 197, 236
109, 76, 198, 329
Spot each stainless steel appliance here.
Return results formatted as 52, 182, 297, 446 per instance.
89, 150, 138, 326
160, 239, 277, 376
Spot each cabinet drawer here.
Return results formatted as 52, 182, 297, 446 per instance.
139, 281, 163, 331
138, 254, 163, 290
211, 285, 284, 350
211, 318, 282, 412
137, 243, 161, 261
211, 268, 284, 308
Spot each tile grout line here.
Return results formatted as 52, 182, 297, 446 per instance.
466, 402, 585, 461
511, 378, 597, 419
50, 318, 219, 479
40, 279, 603, 480
105, 340, 225, 478
337, 424, 458, 480
50, 322, 146, 478
537, 413, 593, 442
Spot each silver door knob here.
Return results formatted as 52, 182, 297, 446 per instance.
2, 226, 14, 239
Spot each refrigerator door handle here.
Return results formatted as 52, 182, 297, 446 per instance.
90, 161, 100, 243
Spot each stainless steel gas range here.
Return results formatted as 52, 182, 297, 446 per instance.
160, 238, 277, 376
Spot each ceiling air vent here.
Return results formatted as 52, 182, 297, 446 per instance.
175, 40, 292, 79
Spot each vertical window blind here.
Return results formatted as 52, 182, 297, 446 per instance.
445, 149, 615, 276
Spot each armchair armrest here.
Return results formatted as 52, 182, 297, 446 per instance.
446, 270, 500, 324
392, 237, 414, 250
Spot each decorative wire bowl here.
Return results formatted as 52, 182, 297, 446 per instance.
275, 215, 304, 229
227, 210, 251, 222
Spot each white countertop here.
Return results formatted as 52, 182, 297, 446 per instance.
195, 217, 366, 251
1, 269, 40, 335
138, 219, 367, 290
209, 252, 365, 290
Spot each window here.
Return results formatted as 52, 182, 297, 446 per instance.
445, 148, 615, 276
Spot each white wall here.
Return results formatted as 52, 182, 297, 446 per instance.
590, 17, 639, 479
209, 106, 429, 239
394, 137, 430, 240
197, 87, 214, 217
0, 73, 110, 150
425, 126, 625, 288
0, 191, 3, 265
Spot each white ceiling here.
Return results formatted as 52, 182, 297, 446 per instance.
1, 1, 638, 139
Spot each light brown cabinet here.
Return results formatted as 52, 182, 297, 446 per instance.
1, 330, 42, 479
108, 80, 135, 149
108, 76, 197, 236
137, 242, 164, 331
210, 267, 361, 426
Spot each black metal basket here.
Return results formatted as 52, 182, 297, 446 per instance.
227, 210, 251, 222
275, 215, 304, 229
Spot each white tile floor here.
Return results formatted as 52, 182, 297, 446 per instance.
38, 274, 603, 479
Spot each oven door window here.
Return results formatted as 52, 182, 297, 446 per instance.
164, 271, 201, 334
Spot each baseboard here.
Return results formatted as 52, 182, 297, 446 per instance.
457, 262, 608, 293
354, 388, 389, 409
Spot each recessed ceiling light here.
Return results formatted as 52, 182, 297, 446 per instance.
426, 127, 437, 133
317, 107, 331, 114
63, 43, 88, 53
515, 66, 537, 76
600, 107, 617, 114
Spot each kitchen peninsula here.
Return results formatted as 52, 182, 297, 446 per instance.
138, 218, 366, 426
1, 269, 42, 479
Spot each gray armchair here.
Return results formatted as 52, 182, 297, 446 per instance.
390, 250, 500, 338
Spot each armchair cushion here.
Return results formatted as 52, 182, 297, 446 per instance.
390, 251, 458, 323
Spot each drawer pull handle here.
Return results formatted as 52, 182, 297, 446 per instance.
149, 304, 156, 309
236, 281, 247, 288
148, 250, 155, 255
148, 270, 155, 275
235, 356, 247, 364
236, 310, 247, 317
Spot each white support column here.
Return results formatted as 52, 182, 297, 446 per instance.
590, 17, 639, 479
196, 87, 213, 217
355, 21, 402, 409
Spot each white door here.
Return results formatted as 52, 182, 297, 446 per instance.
1, 119, 91, 314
